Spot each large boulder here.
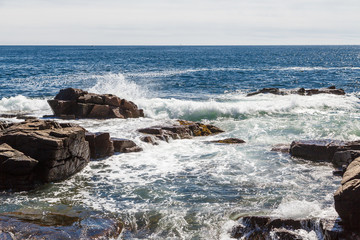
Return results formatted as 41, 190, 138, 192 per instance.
48, 88, 144, 119
334, 157, 360, 231
0, 120, 90, 191
247, 86, 345, 97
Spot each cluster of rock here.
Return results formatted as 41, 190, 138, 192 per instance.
231, 216, 359, 240
137, 120, 225, 144
0, 120, 90, 191
247, 86, 345, 97
283, 139, 360, 232
0, 209, 122, 240
47, 88, 144, 119
0, 119, 144, 191
86, 132, 142, 159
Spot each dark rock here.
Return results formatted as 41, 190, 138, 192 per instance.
48, 88, 144, 119
320, 218, 360, 240
271, 144, 290, 153
247, 86, 345, 97
85, 132, 114, 159
54, 88, 87, 101
0, 120, 90, 191
112, 138, 142, 153
332, 150, 360, 168
0, 210, 122, 240
140, 136, 159, 145
334, 157, 360, 231
137, 120, 224, 144
210, 138, 246, 144
290, 139, 346, 162
88, 104, 111, 119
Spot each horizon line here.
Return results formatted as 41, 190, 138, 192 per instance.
0, 44, 360, 47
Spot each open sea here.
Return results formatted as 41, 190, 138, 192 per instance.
1, 46, 360, 239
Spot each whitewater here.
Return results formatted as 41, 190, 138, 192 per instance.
1, 45, 360, 239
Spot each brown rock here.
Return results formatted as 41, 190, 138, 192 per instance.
290, 140, 346, 162
0, 210, 122, 240
88, 104, 111, 119
112, 138, 142, 153
0, 120, 90, 190
54, 88, 87, 101
103, 94, 122, 107
334, 157, 360, 230
271, 144, 290, 153
85, 132, 114, 159
48, 88, 144, 119
210, 138, 245, 144
140, 136, 159, 145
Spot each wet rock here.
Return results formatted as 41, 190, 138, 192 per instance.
271, 144, 290, 153
290, 140, 346, 162
140, 136, 159, 145
138, 120, 224, 143
112, 138, 143, 153
334, 157, 360, 231
246, 86, 345, 97
232, 216, 360, 240
0, 210, 123, 240
0, 119, 90, 191
85, 132, 114, 159
231, 216, 312, 240
210, 138, 246, 144
48, 88, 144, 119
332, 150, 360, 168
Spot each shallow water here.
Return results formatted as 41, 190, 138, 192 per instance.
1, 46, 360, 239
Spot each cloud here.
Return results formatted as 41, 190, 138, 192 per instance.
0, 0, 359, 44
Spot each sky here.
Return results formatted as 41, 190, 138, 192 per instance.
0, 0, 359, 45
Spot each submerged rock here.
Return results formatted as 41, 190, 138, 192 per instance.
0, 119, 90, 191
112, 138, 143, 153
48, 88, 144, 119
138, 120, 224, 144
231, 216, 359, 240
0, 209, 122, 239
271, 144, 290, 153
209, 138, 246, 144
246, 86, 345, 97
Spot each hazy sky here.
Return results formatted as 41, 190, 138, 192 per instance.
0, 0, 359, 45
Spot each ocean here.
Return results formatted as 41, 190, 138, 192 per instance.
1, 45, 360, 239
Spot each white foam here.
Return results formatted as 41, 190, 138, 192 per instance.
0, 95, 51, 115
271, 199, 337, 219
88, 73, 149, 101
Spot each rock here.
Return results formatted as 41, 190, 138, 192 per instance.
232, 216, 360, 240
231, 216, 313, 239
137, 120, 224, 143
271, 144, 290, 153
210, 138, 246, 144
332, 150, 360, 168
290, 140, 346, 162
247, 86, 345, 97
0, 119, 90, 191
0, 209, 122, 240
112, 138, 142, 153
85, 132, 114, 159
140, 136, 159, 145
334, 157, 360, 231
48, 88, 144, 119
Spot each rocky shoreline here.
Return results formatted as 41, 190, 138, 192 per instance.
1, 87, 360, 239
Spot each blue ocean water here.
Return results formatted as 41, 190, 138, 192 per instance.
1, 46, 360, 239
1, 46, 360, 99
